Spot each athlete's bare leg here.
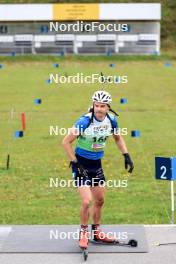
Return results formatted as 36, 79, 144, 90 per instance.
91, 186, 105, 224
77, 186, 92, 225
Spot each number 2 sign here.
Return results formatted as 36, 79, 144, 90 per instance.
155, 157, 176, 181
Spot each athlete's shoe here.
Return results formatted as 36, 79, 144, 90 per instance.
91, 224, 116, 243
79, 229, 89, 248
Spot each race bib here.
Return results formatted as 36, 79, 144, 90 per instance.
92, 143, 105, 150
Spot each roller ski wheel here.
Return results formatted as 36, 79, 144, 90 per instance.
81, 247, 88, 261
128, 239, 138, 247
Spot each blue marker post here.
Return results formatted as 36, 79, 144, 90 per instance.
115, 76, 119, 83
59, 51, 64, 56
15, 131, 23, 138
120, 98, 128, 104
53, 63, 59, 68
131, 130, 140, 137
109, 63, 115, 68
34, 99, 42, 104
46, 79, 51, 84
155, 157, 176, 224
11, 52, 16, 57
164, 62, 172, 68
107, 51, 112, 56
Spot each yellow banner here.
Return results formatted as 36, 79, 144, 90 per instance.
53, 4, 99, 20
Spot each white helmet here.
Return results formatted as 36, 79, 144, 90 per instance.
92, 90, 112, 105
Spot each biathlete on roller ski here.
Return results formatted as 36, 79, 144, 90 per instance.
63, 90, 134, 249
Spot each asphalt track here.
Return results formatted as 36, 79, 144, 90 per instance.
0, 225, 176, 264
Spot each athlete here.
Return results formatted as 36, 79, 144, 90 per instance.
63, 90, 134, 248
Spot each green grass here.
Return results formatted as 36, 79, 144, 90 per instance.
0, 57, 176, 224
0, 51, 176, 62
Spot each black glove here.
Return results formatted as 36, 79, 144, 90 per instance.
123, 153, 134, 173
69, 160, 88, 178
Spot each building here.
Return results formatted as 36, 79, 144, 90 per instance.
0, 3, 161, 55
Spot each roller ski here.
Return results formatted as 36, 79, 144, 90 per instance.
90, 224, 138, 247
79, 228, 89, 261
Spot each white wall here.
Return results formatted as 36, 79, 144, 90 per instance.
0, 4, 52, 21
0, 3, 161, 21
100, 4, 161, 20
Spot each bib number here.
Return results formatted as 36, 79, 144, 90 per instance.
92, 136, 107, 150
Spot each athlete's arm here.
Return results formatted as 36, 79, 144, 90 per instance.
62, 127, 79, 162
113, 134, 128, 154
113, 134, 134, 173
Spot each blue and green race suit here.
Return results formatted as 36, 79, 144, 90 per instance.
74, 112, 118, 160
